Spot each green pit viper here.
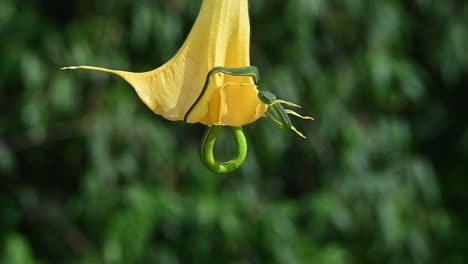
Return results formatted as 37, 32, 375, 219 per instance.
185, 66, 302, 174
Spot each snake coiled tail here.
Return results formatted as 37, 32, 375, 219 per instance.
200, 125, 247, 174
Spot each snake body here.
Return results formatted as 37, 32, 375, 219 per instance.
184, 66, 259, 174
200, 126, 247, 174
190, 66, 295, 174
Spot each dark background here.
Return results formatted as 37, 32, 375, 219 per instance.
1, 0, 467, 263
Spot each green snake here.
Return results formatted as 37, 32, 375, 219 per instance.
186, 66, 296, 174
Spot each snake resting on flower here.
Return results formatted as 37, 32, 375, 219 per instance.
61, 0, 312, 174
194, 66, 313, 174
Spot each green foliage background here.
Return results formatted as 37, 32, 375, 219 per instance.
1, 0, 467, 263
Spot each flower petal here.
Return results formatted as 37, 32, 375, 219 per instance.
270, 99, 301, 108
62, 0, 266, 126
285, 109, 314, 120
291, 126, 307, 139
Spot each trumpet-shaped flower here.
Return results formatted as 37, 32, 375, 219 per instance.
63, 0, 266, 127
62, 0, 312, 173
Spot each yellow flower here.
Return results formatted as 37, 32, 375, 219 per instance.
62, 0, 267, 127
62, 0, 313, 174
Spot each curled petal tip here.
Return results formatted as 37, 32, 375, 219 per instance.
271, 99, 301, 108
291, 126, 307, 139
285, 109, 314, 120
60, 66, 79, 70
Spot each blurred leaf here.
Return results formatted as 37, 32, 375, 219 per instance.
2, 233, 35, 264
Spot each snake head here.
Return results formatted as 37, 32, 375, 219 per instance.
258, 90, 277, 105
258, 90, 314, 138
